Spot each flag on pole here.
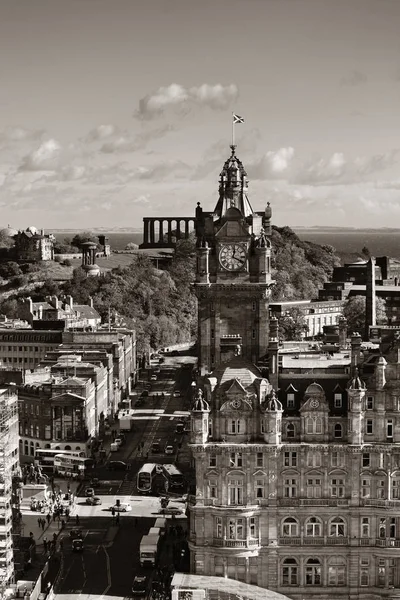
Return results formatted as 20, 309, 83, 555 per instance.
233, 113, 244, 124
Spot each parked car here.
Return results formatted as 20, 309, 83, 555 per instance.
111, 502, 132, 512
175, 422, 185, 434
84, 487, 94, 497
160, 506, 183, 515
86, 496, 102, 506
114, 437, 124, 447
164, 444, 174, 455
141, 390, 149, 398
150, 374, 158, 381
108, 461, 128, 471
132, 575, 150, 596
72, 538, 84, 552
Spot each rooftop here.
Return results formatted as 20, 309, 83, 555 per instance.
172, 573, 293, 600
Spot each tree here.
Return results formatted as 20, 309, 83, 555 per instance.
361, 246, 371, 259
279, 307, 308, 341
125, 242, 139, 251
343, 295, 388, 337
70, 231, 100, 250
0, 262, 22, 279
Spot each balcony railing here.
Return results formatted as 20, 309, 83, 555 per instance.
278, 498, 349, 507
361, 499, 400, 508
212, 538, 260, 548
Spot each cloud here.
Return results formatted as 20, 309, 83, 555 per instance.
293, 149, 399, 186
100, 124, 175, 154
247, 147, 295, 180
340, 70, 368, 86
20, 139, 63, 171
85, 124, 119, 142
136, 83, 239, 119
0, 126, 44, 144
134, 160, 191, 181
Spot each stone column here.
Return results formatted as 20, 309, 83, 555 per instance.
176, 220, 181, 239
143, 219, 149, 245
159, 220, 164, 244
167, 220, 172, 244
185, 219, 190, 237
149, 220, 155, 244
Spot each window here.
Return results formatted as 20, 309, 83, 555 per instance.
331, 452, 344, 468
307, 451, 321, 467
362, 453, 370, 468
282, 518, 299, 537
211, 329, 214, 339
392, 478, 400, 499
387, 419, 394, 439
209, 454, 216, 467
305, 517, 322, 537
287, 393, 295, 409
228, 518, 244, 539
361, 479, 370, 498
361, 517, 370, 538
249, 517, 258, 538
284, 478, 297, 498
252, 301, 256, 311
284, 451, 297, 467
228, 479, 243, 505
306, 478, 322, 498
305, 558, 321, 585
306, 417, 322, 434
282, 558, 298, 586
379, 517, 386, 539
366, 396, 374, 410
377, 558, 385, 587
286, 423, 295, 438
390, 517, 396, 538
255, 479, 264, 498
328, 557, 346, 586
228, 419, 242, 434
329, 517, 345, 537
334, 423, 343, 438
256, 452, 263, 468
334, 393, 342, 408
230, 452, 243, 467
208, 479, 217, 498
215, 517, 222, 538
366, 419, 373, 435
252, 329, 256, 339
330, 478, 345, 498
360, 557, 369, 586
376, 479, 386, 499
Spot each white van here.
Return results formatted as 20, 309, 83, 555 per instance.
110, 442, 119, 452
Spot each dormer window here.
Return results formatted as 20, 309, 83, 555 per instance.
287, 393, 295, 409
334, 393, 342, 408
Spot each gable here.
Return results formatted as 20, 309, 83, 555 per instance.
215, 219, 250, 240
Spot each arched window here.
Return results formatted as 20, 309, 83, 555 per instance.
334, 423, 343, 438
55, 446, 60, 450
305, 517, 322, 537
329, 517, 346, 537
282, 558, 298, 586
44, 443, 51, 449
286, 423, 295, 438
65, 445, 71, 450
328, 556, 346, 586
282, 517, 299, 537
305, 558, 322, 585
76, 446, 81, 450
24, 441, 28, 455
315, 417, 322, 434
306, 418, 314, 434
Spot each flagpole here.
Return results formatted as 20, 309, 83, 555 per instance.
231, 112, 235, 148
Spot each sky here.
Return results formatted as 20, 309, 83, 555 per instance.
1, 0, 400, 230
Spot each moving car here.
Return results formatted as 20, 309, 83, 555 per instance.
108, 461, 128, 471
151, 440, 161, 453
173, 390, 181, 397
86, 496, 102, 506
132, 575, 150, 596
72, 538, 84, 552
114, 437, 124, 447
175, 422, 185, 434
69, 528, 83, 539
150, 374, 158, 381
84, 487, 94, 497
111, 502, 132, 512
160, 506, 183, 515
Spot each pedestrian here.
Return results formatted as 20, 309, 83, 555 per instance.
46, 513, 51, 525
59, 538, 64, 551
43, 537, 48, 552
37, 518, 41, 528
75, 514, 80, 525
116, 514, 120, 525
111, 507, 115, 517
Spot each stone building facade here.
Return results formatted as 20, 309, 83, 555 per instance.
13, 227, 55, 262
189, 144, 400, 599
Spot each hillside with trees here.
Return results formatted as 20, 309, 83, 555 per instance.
0, 226, 341, 353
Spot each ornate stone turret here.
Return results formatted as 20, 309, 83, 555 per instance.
375, 355, 387, 390
338, 316, 347, 350
350, 332, 362, 370
196, 239, 210, 284
268, 316, 279, 391
190, 388, 210, 444
264, 389, 283, 445
213, 146, 254, 219
347, 368, 367, 445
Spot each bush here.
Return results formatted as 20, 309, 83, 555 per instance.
0, 261, 22, 279
63, 259, 73, 267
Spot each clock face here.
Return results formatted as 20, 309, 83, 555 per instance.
219, 243, 247, 271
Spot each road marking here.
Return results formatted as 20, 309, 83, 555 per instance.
81, 553, 86, 589
99, 545, 112, 598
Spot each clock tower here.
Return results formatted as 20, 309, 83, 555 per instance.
194, 144, 274, 375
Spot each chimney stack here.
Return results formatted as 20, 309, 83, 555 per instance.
338, 316, 347, 349
365, 257, 376, 340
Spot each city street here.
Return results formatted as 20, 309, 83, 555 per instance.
55, 352, 195, 598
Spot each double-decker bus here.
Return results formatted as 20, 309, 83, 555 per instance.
137, 463, 158, 493
53, 454, 94, 478
162, 464, 184, 489
35, 448, 86, 468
